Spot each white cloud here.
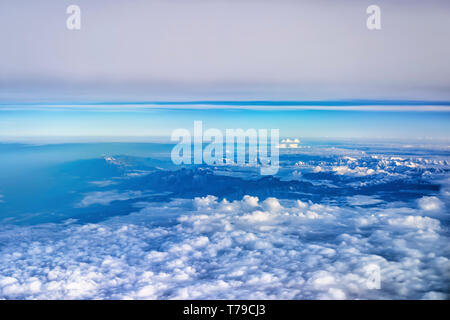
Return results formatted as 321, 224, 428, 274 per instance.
332, 166, 376, 176
291, 153, 450, 191
89, 180, 118, 187
418, 196, 444, 212
347, 195, 383, 206
388, 216, 440, 231
0, 194, 448, 300
261, 197, 282, 212
76, 190, 143, 207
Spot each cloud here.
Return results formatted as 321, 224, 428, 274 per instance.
89, 180, 118, 187
294, 152, 449, 190
388, 216, 440, 231
76, 190, 143, 207
0, 193, 448, 300
418, 196, 444, 212
346, 195, 383, 206
332, 166, 377, 176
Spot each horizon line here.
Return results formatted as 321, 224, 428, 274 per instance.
1, 100, 450, 112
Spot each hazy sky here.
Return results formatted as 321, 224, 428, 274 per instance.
1, 0, 450, 101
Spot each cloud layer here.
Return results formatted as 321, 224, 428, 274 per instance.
0, 142, 448, 299
0, 193, 448, 299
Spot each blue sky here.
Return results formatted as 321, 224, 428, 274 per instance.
0, 105, 449, 142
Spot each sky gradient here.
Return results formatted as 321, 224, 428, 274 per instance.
0, 106, 449, 142
0, 1, 449, 141
1, 0, 449, 101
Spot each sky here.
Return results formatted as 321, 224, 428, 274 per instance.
0, 0, 449, 141
0, 0, 449, 101
0, 107, 449, 142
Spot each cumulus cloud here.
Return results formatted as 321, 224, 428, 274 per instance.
388, 216, 440, 231
332, 166, 377, 177
290, 152, 449, 192
418, 196, 444, 212
0, 193, 448, 300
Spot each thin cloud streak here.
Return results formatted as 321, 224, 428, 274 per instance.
1, 103, 450, 112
